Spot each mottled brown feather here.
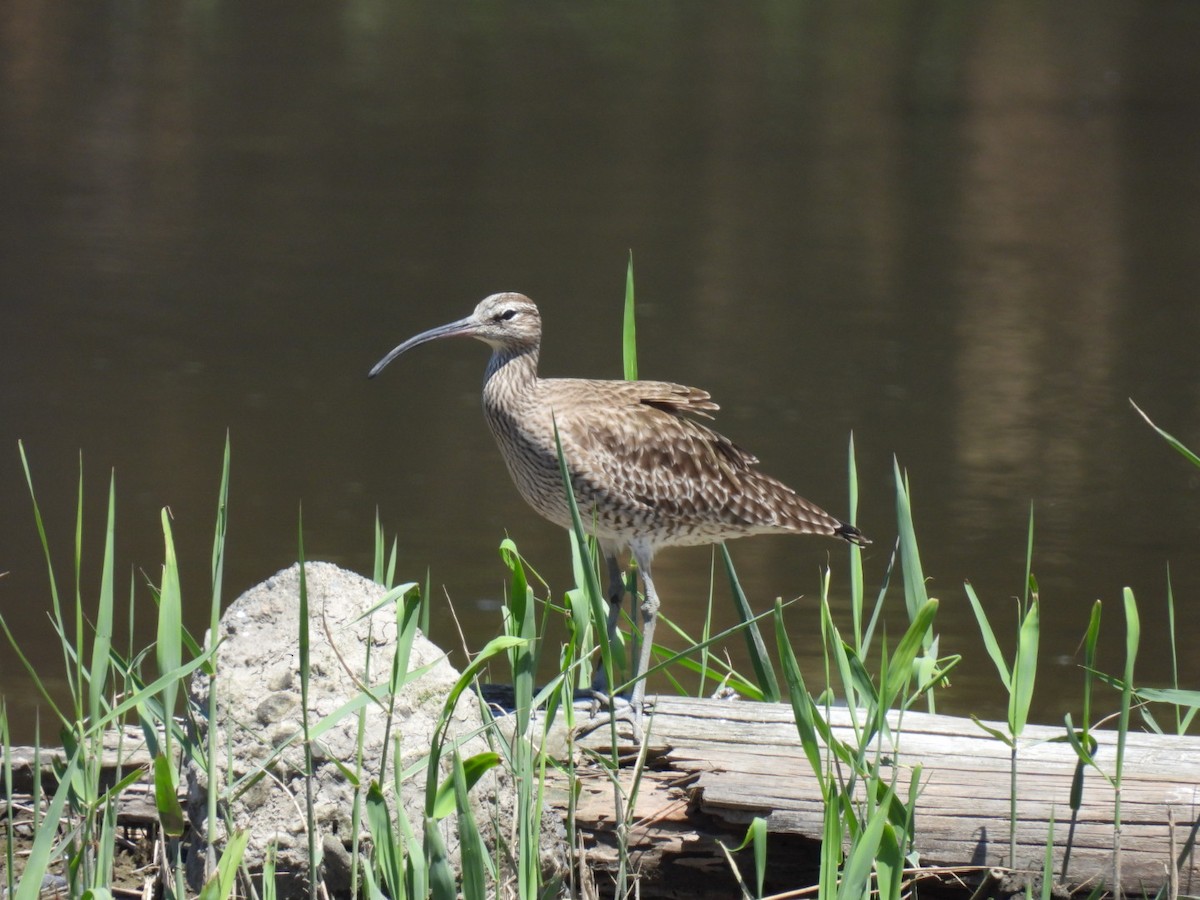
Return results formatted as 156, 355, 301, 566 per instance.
551, 380, 847, 545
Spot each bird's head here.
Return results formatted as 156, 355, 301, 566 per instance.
369, 292, 542, 378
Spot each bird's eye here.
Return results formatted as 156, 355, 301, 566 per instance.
497, 309, 518, 321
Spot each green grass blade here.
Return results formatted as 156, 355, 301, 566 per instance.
88, 471, 116, 726
820, 584, 864, 724
197, 828, 249, 900
622, 251, 637, 382
15, 747, 79, 900
1116, 587, 1139, 786
698, 550, 718, 700
654, 606, 762, 698
262, 841, 278, 900
774, 600, 826, 792
424, 815, 457, 900
1062, 716, 1098, 808
296, 515, 323, 895
1166, 566, 1182, 733
862, 542, 897, 654
1009, 599, 1040, 738
721, 544, 779, 702
963, 581, 1011, 689
17, 442, 73, 707
875, 821, 904, 900
373, 508, 386, 585
750, 815, 767, 899
970, 715, 1014, 747
626, 606, 777, 694
494, 540, 547, 900
892, 458, 929, 635
1040, 808, 1056, 900
1138, 706, 1163, 735
432, 752, 501, 821
565, 534, 606, 692
1113, 585, 1140, 897
846, 652, 879, 714
390, 585, 425, 712
882, 598, 940, 710
847, 433, 866, 653
360, 865, 387, 900
1131, 399, 1200, 469
1023, 504, 1035, 607
1081, 600, 1101, 732
1062, 713, 1097, 768
424, 634, 526, 814
153, 753, 186, 838
420, 566, 431, 636
1126, 685, 1200, 708
499, 539, 537, 735
94, 786, 117, 887
156, 508, 183, 756
74, 454, 85, 723
718, 817, 768, 899
2, 703, 14, 899
838, 790, 893, 900
818, 787, 842, 900
365, 782, 404, 899
205, 436, 231, 864
451, 752, 491, 900
658, 653, 760, 699
551, 420, 617, 727
210, 433, 231, 616
85, 649, 214, 738
356, 582, 421, 621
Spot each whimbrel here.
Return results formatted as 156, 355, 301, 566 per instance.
369, 293, 868, 714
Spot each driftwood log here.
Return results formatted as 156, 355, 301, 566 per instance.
547, 694, 1200, 899
10, 697, 1199, 898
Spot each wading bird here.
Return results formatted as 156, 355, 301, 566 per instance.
369, 293, 868, 718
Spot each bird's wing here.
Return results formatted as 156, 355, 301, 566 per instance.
612, 380, 721, 421
546, 378, 858, 541
551, 380, 782, 522
543, 379, 865, 544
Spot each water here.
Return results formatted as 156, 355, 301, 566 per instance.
2, 1, 1199, 744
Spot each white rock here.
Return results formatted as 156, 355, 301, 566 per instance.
185, 562, 561, 897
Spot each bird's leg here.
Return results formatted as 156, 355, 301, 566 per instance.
574, 543, 658, 742
629, 553, 659, 719
591, 551, 626, 695
573, 550, 646, 742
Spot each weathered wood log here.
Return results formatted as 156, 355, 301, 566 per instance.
7, 726, 154, 792
6, 726, 161, 828
10, 697, 1198, 898
544, 695, 1200, 898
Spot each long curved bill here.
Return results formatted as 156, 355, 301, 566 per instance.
368, 316, 477, 378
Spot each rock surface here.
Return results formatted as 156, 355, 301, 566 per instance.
185, 562, 560, 897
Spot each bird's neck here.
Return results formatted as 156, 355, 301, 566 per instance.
483, 344, 539, 400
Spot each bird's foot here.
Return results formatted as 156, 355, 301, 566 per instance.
571, 689, 648, 744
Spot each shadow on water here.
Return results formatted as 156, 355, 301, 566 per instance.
2, 1, 1199, 742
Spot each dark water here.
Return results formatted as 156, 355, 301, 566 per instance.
3, 2, 1199, 744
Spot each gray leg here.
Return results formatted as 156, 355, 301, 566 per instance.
592, 551, 626, 694
629, 548, 659, 716
574, 544, 655, 741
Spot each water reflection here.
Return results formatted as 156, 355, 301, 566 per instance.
2, 1, 1199, 743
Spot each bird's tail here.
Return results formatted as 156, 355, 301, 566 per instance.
834, 522, 870, 547
751, 472, 870, 546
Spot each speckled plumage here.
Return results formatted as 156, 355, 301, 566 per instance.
370, 292, 868, 714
